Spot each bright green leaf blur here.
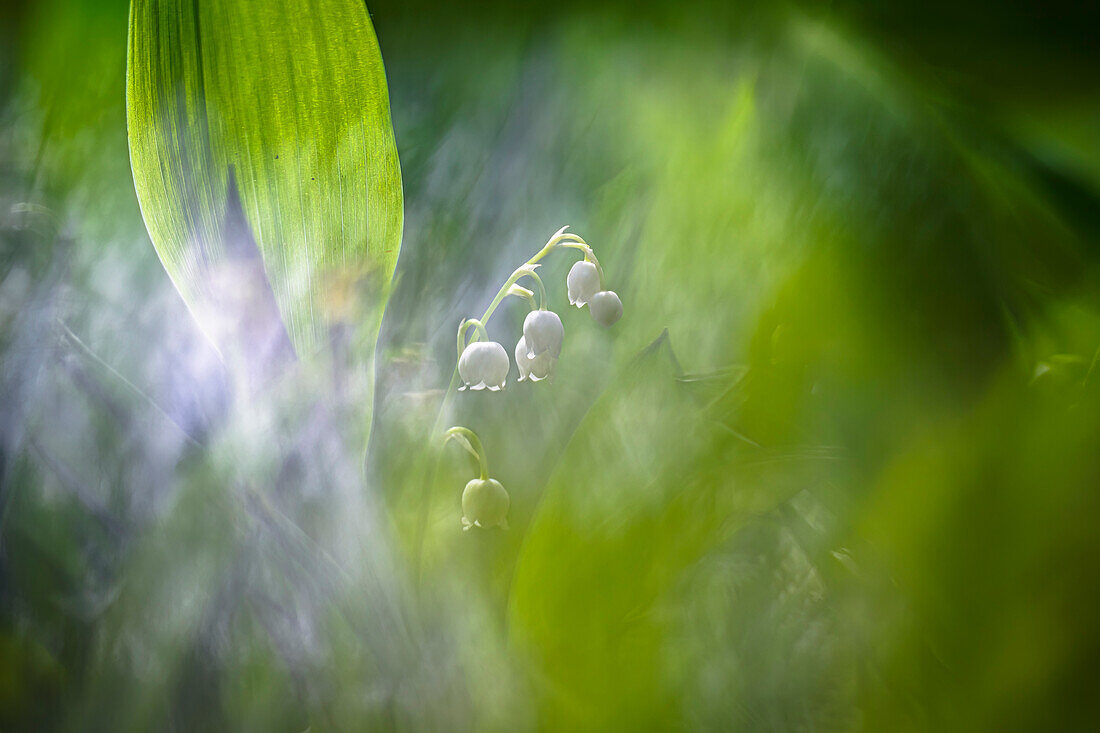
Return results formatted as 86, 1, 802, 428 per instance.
126, 0, 402, 359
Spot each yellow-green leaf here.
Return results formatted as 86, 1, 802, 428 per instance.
126, 0, 402, 361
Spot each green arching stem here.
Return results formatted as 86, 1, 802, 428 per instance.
456, 318, 488, 361
476, 229, 586, 324
413, 226, 598, 579
480, 265, 538, 324
507, 284, 538, 311
515, 266, 548, 310
443, 426, 489, 480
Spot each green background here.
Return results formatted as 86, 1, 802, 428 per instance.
2, 0, 1099, 729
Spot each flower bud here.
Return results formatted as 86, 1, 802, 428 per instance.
589, 290, 622, 327
523, 309, 564, 359
515, 336, 555, 381
458, 340, 510, 391
461, 478, 510, 530
567, 260, 601, 307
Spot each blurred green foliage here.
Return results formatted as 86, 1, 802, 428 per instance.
3, 0, 1100, 731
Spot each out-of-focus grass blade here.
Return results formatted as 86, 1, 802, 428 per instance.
126, 0, 402, 363
507, 333, 835, 728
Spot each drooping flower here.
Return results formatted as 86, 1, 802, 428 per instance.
523, 309, 564, 359
462, 478, 510, 530
567, 260, 601, 307
458, 340, 510, 390
589, 290, 623, 327
515, 336, 555, 381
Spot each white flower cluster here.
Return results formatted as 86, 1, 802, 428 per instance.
445, 228, 621, 532
567, 260, 623, 327
457, 228, 621, 391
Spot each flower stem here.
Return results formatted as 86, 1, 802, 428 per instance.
507, 284, 538, 311
478, 229, 586, 325
443, 426, 489, 480
456, 318, 487, 361
514, 266, 548, 310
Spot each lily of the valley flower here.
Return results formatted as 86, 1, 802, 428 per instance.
462, 478, 510, 530
567, 260, 601, 307
589, 290, 623, 327
444, 426, 510, 530
458, 340, 509, 390
523, 309, 564, 359
515, 336, 555, 381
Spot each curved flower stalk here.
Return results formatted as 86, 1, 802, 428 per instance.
444, 426, 509, 530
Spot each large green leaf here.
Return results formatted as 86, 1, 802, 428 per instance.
126, 0, 402, 362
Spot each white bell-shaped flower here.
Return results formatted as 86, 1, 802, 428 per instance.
461, 478, 509, 530
589, 290, 623, 327
522, 309, 564, 359
515, 336, 555, 381
458, 340, 510, 390
567, 260, 601, 307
